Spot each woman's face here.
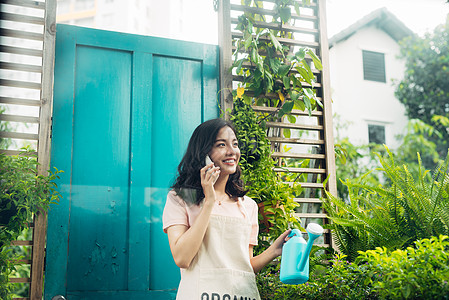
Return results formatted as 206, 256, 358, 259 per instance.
208, 126, 240, 176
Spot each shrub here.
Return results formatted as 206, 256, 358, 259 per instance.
358, 235, 449, 299
257, 236, 449, 299
323, 146, 449, 260
0, 149, 63, 299
230, 97, 302, 252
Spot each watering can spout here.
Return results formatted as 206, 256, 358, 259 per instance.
297, 223, 324, 272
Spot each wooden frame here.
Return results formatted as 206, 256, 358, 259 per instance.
218, 0, 337, 248
0, 0, 57, 299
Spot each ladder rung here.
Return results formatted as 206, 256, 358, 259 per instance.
13, 259, 32, 264
268, 136, 324, 145
266, 121, 323, 131
232, 32, 319, 48
0, 149, 38, 156
230, 4, 318, 22
232, 75, 320, 88
0, 45, 43, 57
284, 182, 323, 188
11, 240, 33, 246
273, 167, 325, 174
0, 79, 41, 90
0, 114, 40, 123
252, 105, 323, 116
0, 0, 46, 9
0, 28, 44, 41
9, 277, 31, 283
0, 131, 39, 140
0, 96, 41, 106
0, 12, 45, 25
231, 18, 319, 35
294, 198, 322, 203
272, 152, 325, 159
296, 212, 327, 218
0, 61, 42, 73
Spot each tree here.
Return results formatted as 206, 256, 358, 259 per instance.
395, 21, 449, 157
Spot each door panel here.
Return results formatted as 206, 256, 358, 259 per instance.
45, 24, 219, 299
150, 55, 204, 289
67, 46, 132, 291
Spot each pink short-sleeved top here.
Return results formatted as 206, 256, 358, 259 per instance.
163, 190, 259, 245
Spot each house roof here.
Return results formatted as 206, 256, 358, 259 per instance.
329, 7, 414, 48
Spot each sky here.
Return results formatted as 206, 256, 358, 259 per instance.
326, 0, 449, 37
182, 0, 449, 44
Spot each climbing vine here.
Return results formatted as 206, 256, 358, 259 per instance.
232, 0, 322, 121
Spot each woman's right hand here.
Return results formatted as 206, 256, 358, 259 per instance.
200, 163, 220, 201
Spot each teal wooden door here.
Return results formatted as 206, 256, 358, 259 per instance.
45, 24, 219, 300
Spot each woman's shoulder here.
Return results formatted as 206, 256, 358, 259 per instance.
167, 189, 186, 206
241, 195, 258, 208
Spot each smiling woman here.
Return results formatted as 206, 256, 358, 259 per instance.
162, 118, 291, 299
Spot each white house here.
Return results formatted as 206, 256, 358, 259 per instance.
328, 8, 413, 149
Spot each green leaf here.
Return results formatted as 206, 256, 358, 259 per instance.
294, 2, 300, 16
278, 64, 290, 77
303, 94, 312, 113
307, 49, 322, 70
283, 128, 291, 138
283, 76, 291, 89
287, 114, 296, 123
294, 99, 305, 111
290, 90, 299, 101
296, 66, 312, 85
269, 30, 283, 52
279, 7, 291, 24
295, 48, 306, 61
234, 59, 245, 74
269, 58, 281, 73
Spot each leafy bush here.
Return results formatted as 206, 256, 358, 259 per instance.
231, 97, 301, 252
358, 235, 449, 299
257, 236, 449, 299
323, 146, 449, 260
257, 253, 375, 300
0, 149, 63, 299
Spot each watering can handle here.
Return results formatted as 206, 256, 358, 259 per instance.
288, 228, 301, 238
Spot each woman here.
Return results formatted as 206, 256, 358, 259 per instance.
163, 118, 290, 300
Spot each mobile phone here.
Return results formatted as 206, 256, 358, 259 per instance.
205, 155, 213, 168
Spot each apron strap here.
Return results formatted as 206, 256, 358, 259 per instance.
237, 197, 249, 220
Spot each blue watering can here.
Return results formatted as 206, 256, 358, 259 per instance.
280, 223, 324, 284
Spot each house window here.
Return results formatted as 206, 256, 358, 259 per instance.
368, 124, 385, 144
362, 50, 386, 83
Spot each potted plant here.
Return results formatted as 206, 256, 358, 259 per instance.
0, 147, 62, 299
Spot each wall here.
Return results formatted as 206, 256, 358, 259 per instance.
329, 26, 408, 149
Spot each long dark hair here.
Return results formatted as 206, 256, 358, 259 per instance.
171, 118, 247, 205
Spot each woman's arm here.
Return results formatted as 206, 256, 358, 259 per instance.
166, 163, 220, 269
249, 229, 291, 273
166, 201, 214, 268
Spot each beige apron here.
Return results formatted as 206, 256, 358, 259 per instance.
176, 199, 260, 300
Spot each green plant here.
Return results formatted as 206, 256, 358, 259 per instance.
395, 20, 449, 157
323, 146, 449, 261
0, 148, 63, 299
231, 97, 301, 252
0, 106, 14, 149
231, 0, 322, 138
256, 252, 376, 300
358, 235, 449, 299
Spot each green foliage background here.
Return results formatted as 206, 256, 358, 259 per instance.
395, 20, 449, 158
